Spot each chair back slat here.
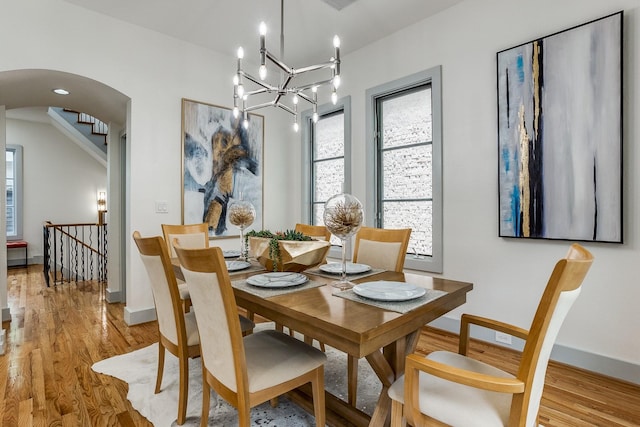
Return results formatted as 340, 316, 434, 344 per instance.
516, 243, 593, 426
161, 223, 209, 258
353, 227, 412, 272
132, 232, 186, 345
175, 245, 248, 394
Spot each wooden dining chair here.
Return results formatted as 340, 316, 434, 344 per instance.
174, 244, 327, 427
161, 223, 209, 312
388, 243, 594, 427
353, 226, 412, 273
295, 223, 332, 241
348, 226, 412, 405
132, 231, 201, 425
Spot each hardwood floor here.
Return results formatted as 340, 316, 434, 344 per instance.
1, 265, 639, 426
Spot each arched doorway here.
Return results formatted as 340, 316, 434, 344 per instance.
0, 69, 130, 321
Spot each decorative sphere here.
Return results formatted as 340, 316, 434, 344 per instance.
228, 199, 256, 228
323, 193, 363, 239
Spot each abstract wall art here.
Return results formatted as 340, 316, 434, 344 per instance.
181, 98, 263, 238
497, 11, 622, 243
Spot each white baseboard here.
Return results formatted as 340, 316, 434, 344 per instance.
124, 306, 156, 326
0, 329, 6, 355
428, 317, 640, 386
105, 288, 122, 303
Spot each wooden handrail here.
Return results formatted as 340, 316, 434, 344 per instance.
44, 221, 105, 255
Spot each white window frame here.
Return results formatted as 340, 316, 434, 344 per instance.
365, 67, 443, 273
301, 96, 351, 259
6, 144, 23, 241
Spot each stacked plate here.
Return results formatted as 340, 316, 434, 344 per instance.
225, 260, 251, 272
246, 272, 308, 288
319, 262, 371, 275
352, 281, 425, 301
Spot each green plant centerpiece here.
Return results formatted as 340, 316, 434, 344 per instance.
245, 229, 331, 272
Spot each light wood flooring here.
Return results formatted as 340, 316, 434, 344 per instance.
1, 265, 639, 426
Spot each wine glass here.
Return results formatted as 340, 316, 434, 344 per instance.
228, 199, 256, 261
323, 193, 363, 290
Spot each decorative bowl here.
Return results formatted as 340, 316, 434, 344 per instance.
248, 237, 331, 272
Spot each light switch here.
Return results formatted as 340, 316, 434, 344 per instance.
155, 201, 169, 213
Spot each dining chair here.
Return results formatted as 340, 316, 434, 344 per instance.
348, 226, 412, 405
161, 223, 209, 312
132, 231, 201, 426
353, 226, 412, 273
387, 243, 594, 427
295, 223, 332, 241
174, 244, 327, 427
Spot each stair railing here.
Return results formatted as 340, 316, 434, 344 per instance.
42, 221, 107, 287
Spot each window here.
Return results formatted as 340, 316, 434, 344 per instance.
302, 96, 351, 255
6, 145, 23, 240
366, 67, 442, 272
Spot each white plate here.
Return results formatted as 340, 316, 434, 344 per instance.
226, 260, 251, 271
352, 281, 426, 301
319, 262, 371, 275
223, 250, 241, 258
246, 272, 309, 288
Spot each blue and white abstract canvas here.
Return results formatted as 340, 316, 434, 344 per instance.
497, 12, 622, 242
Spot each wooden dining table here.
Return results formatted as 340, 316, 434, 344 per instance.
173, 259, 473, 427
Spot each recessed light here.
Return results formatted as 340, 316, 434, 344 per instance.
52, 88, 70, 95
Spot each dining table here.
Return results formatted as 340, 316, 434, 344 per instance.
173, 258, 473, 427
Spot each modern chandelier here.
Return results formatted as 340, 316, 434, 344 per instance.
232, 0, 341, 132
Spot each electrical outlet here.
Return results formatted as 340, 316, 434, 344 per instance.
495, 332, 512, 345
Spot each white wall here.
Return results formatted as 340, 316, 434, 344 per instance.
330, 0, 640, 374
0, 0, 638, 379
6, 115, 107, 260
0, 0, 294, 323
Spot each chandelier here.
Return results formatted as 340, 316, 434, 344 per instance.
232, 0, 341, 132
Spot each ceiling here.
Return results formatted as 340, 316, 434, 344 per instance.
63, 0, 463, 66
2, 0, 462, 125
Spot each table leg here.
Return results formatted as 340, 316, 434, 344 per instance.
348, 355, 359, 406
365, 330, 421, 427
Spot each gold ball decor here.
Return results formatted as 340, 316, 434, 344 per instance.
323, 193, 363, 239
228, 199, 256, 261
323, 193, 363, 290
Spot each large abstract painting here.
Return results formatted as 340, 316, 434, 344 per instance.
181, 99, 263, 238
497, 11, 622, 243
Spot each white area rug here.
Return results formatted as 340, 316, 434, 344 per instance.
92, 327, 381, 426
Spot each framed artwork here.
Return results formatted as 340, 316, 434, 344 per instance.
497, 11, 622, 243
181, 98, 263, 238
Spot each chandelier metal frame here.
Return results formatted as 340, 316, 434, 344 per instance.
232, 0, 341, 131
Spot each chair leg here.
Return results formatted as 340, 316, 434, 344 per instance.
200, 367, 211, 427
347, 355, 358, 406
311, 367, 326, 427
177, 354, 189, 425
391, 399, 406, 427
238, 404, 251, 427
155, 343, 166, 394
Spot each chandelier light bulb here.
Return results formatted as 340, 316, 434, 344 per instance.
333, 35, 341, 48
293, 121, 299, 132
237, 84, 245, 98
243, 118, 249, 129
259, 64, 267, 80
259, 21, 267, 36
312, 86, 318, 93
233, 106, 239, 118
237, 47, 244, 59
313, 112, 319, 123
331, 90, 338, 105
333, 74, 341, 89
233, 75, 239, 85
293, 94, 299, 104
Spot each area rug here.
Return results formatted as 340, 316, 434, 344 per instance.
92, 326, 381, 426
